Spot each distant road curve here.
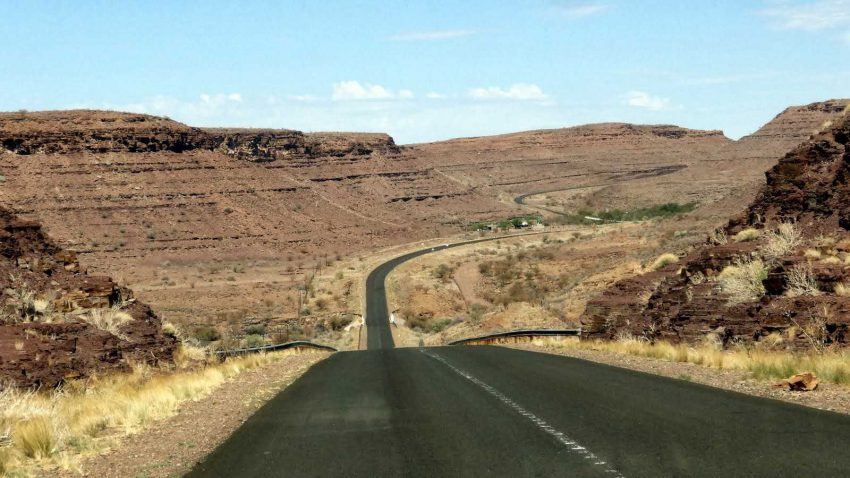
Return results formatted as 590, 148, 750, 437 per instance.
364, 233, 547, 350
513, 164, 688, 215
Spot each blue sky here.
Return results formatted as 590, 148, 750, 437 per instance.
1, 1, 848, 143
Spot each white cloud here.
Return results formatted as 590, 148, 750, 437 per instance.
388, 29, 478, 41
73, 91, 565, 145
625, 91, 671, 111
426, 92, 447, 99
332, 81, 415, 101
287, 94, 319, 102
199, 93, 243, 105
468, 83, 548, 101
760, 0, 850, 31
550, 3, 612, 19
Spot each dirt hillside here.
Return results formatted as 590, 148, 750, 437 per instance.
0, 102, 846, 345
0, 205, 175, 388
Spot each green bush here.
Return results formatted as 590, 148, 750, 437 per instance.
242, 334, 266, 348
243, 324, 266, 336
468, 304, 487, 322
433, 263, 454, 280
192, 325, 221, 342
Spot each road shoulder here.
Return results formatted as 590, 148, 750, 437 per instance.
49, 351, 329, 478
510, 342, 850, 415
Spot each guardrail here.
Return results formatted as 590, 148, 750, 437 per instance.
214, 340, 338, 358
448, 329, 581, 346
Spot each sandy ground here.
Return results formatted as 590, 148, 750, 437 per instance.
513, 341, 850, 416
47, 351, 329, 478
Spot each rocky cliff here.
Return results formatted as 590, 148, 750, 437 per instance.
0, 206, 176, 388
0, 110, 400, 162
582, 110, 850, 348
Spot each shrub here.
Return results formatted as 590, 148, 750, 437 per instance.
649, 253, 679, 271
432, 263, 453, 281
786, 265, 820, 297
161, 321, 181, 339
467, 304, 487, 322
314, 298, 328, 311
733, 228, 760, 242
763, 222, 801, 259
192, 325, 221, 342
243, 324, 266, 336
242, 334, 266, 348
328, 314, 353, 331
494, 283, 540, 306
718, 259, 768, 304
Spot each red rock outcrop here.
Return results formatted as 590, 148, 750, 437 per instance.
0, 206, 176, 388
582, 110, 850, 348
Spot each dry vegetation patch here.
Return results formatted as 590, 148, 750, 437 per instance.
0, 347, 324, 477
519, 337, 850, 414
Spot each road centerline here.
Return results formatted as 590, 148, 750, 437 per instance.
421, 349, 625, 477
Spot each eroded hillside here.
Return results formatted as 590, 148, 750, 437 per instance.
0, 102, 847, 347
0, 206, 174, 388
583, 107, 850, 348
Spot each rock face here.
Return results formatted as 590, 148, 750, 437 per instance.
0, 110, 401, 161
582, 110, 850, 348
0, 206, 176, 388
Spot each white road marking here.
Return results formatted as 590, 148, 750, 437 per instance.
422, 350, 625, 477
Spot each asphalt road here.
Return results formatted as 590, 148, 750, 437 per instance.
364, 236, 542, 350
188, 228, 850, 477
188, 346, 850, 477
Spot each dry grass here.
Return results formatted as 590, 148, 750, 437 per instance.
763, 222, 801, 260
835, 283, 850, 297
718, 259, 768, 304
531, 336, 850, 385
786, 264, 820, 297
649, 253, 678, 271
78, 307, 133, 337
710, 229, 728, 245
733, 228, 760, 242
804, 248, 822, 260
0, 348, 302, 477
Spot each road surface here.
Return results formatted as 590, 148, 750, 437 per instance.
188, 232, 850, 477
188, 346, 850, 477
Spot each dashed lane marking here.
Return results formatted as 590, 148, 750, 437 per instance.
422, 349, 624, 477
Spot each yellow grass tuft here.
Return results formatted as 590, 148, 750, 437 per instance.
763, 222, 801, 259
804, 249, 822, 260
13, 417, 56, 459
78, 307, 133, 337
0, 347, 307, 477
733, 228, 760, 242
649, 253, 679, 271
718, 259, 767, 304
835, 283, 850, 297
821, 255, 842, 265
531, 336, 850, 385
